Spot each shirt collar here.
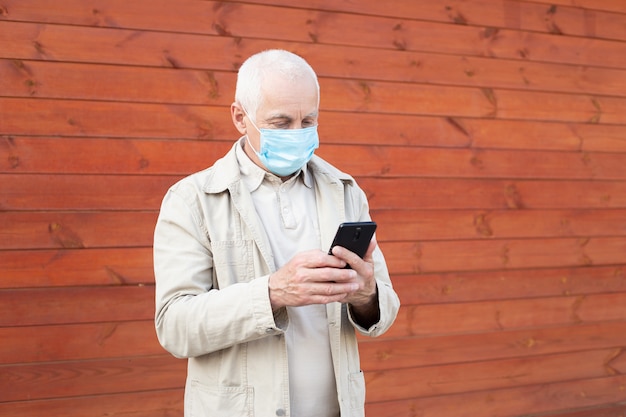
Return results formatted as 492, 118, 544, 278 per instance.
235, 137, 313, 192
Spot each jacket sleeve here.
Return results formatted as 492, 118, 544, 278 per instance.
347, 246, 400, 337
153, 186, 286, 359
344, 182, 401, 337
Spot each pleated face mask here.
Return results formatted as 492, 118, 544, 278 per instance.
244, 109, 319, 177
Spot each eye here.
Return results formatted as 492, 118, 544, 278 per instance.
266, 118, 291, 129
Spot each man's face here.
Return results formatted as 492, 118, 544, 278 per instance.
243, 74, 319, 169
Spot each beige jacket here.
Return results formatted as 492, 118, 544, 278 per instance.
154, 141, 400, 417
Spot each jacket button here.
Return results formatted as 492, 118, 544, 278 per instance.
276, 409, 286, 416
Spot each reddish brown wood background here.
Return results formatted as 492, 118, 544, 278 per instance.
1, 1, 626, 416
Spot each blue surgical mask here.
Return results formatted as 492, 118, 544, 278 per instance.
244, 110, 319, 177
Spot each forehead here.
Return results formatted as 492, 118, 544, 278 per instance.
258, 74, 319, 117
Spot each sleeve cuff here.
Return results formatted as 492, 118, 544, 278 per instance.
249, 275, 288, 334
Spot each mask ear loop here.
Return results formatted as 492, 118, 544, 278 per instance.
241, 105, 262, 155
242, 106, 261, 132
245, 135, 261, 156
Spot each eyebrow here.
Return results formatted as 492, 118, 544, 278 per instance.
265, 111, 319, 122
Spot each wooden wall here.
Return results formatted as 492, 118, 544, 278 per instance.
1, 1, 626, 416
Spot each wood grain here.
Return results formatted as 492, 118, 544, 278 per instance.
3, 208, 625, 251
391, 266, 626, 305
364, 375, 626, 417
357, 321, 626, 370
3, 5, 626, 69
364, 348, 626, 402
0, 389, 184, 417
0, 321, 164, 365
1, 1, 625, 416
386, 292, 626, 338
0, 285, 155, 326
0, 355, 186, 402
0, 248, 154, 289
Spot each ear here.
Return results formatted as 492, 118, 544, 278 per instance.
231, 102, 247, 135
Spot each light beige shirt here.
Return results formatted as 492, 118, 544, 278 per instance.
236, 140, 340, 416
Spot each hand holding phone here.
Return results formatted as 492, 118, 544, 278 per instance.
328, 221, 377, 268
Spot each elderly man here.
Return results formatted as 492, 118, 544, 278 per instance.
154, 49, 400, 417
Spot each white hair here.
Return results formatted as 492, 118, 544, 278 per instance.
234, 49, 320, 122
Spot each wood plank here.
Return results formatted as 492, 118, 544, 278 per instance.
0, 285, 155, 326
372, 209, 626, 242
0, 59, 234, 105
0, 248, 153, 289
0, 211, 158, 250
465, 119, 626, 152
530, 404, 626, 417
364, 375, 626, 417
324, 117, 626, 153
523, 0, 626, 15
246, 0, 626, 41
322, 113, 473, 148
0, 102, 473, 146
454, 22, 624, 69
3, 0, 626, 43
319, 146, 626, 180
358, 321, 626, 370
4, 136, 626, 179
0, 136, 296, 175
0, 355, 186, 402
4, 175, 626, 211
321, 78, 626, 124
3, 16, 626, 72
5, 75, 625, 127
386, 292, 626, 339
0, 98, 229, 140
4, 106, 626, 154
0, 321, 164, 365
364, 348, 624, 402
0, 0, 221, 32
366, 50, 626, 98
357, 178, 626, 210
0, 173, 176, 210
5, 44, 626, 101
0, 389, 184, 417
392, 266, 626, 305
0, 20, 245, 69
4, 207, 626, 251
0, 355, 620, 417
491, 89, 626, 124
1, 247, 624, 298
383, 237, 626, 274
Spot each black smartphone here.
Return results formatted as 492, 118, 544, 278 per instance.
328, 222, 377, 266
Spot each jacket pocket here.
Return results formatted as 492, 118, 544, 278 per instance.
187, 380, 253, 417
348, 370, 366, 414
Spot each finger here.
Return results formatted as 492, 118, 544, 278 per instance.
362, 237, 377, 263
310, 292, 352, 305
309, 266, 356, 284
331, 244, 367, 270
321, 250, 348, 269
301, 249, 347, 270
312, 281, 359, 297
